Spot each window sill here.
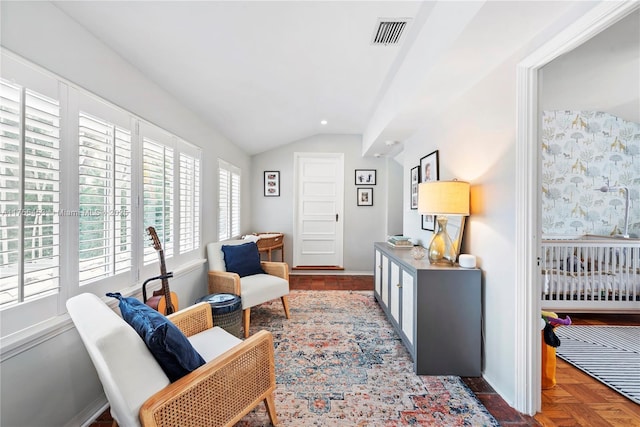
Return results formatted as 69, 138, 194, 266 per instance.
0, 258, 206, 362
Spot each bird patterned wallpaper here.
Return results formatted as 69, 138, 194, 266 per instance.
541, 110, 640, 238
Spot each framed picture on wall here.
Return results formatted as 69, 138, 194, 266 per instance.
419, 150, 439, 231
355, 169, 376, 185
264, 171, 280, 197
410, 166, 419, 210
357, 187, 373, 206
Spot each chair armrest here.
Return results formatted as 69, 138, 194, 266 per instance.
167, 302, 213, 338
139, 330, 276, 427
208, 271, 241, 295
261, 261, 289, 280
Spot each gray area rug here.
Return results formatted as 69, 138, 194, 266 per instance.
555, 325, 640, 404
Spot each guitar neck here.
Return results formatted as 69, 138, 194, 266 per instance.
147, 226, 176, 315
157, 249, 175, 314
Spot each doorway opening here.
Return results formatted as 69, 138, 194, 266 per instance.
515, 0, 639, 416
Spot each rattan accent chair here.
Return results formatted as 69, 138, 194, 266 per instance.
207, 240, 291, 338
67, 293, 278, 427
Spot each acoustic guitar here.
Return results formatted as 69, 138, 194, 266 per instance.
144, 226, 179, 315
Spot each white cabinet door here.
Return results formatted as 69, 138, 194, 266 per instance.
390, 261, 400, 323
381, 254, 389, 306
401, 270, 415, 345
374, 250, 382, 297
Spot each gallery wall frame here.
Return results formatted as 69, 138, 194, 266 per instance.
357, 187, 373, 206
264, 171, 280, 196
355, 169, 376, 185
419, 150, 439, 231
410, 165, 419, 210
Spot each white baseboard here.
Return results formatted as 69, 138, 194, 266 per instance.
66, 397, 108, 427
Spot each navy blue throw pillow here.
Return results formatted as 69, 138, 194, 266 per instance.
106, 293, 205, 382
221, 242, 265, 277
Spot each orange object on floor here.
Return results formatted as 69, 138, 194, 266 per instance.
541, 333, 557, 389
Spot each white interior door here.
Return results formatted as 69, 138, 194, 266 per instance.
293, 153, 344, 267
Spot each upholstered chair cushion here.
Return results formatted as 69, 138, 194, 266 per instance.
188, 327, 242, 361
107, 293, 205, 382
221, 242, 265, 277
239, 274, 289, 309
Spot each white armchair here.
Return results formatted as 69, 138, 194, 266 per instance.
66, 293, 278, 427
207, 240, 290, 338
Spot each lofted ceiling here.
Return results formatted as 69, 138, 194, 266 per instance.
52, 1, 592, 156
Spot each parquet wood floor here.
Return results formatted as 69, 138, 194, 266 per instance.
89, 276, 639, 426
534, 313, 640, 427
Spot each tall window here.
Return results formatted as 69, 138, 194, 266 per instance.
0, 78, 60, 306
78, 112, 132, 285
218, 159, 240, 241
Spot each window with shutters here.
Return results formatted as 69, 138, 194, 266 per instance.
0, 78, 61, 306
218, 159, 240, 241
78, 111, 132, 285
1, 52, 204, 341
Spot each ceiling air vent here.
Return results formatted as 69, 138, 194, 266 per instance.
372, 19, 409, 45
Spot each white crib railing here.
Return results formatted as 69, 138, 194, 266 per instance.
540, 237, 640, 313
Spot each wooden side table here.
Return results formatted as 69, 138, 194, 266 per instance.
254, 233, 284, 262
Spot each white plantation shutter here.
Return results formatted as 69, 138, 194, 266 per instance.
0, 80, 21, 306
0, 78, 60, 306
78, 111, 132, 285
218, 159, 240, 241
218, 166, 229, 241
231, 171, 240, 237
143, 137, 173, 264
179, 151, 200, 253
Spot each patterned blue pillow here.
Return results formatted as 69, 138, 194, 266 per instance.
106, 293, 205, 382
222, 242, 265, 277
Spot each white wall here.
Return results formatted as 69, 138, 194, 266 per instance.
403, 55, 521, 400
386, 158, 404, 236
540, 10, 640, 123
0, 2, 250, 425
250, 134, 393, 273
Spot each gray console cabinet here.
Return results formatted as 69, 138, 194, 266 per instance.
374, 242, 481, 376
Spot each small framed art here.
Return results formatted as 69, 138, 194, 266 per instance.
410, 166, 419, 210
419, 150, 439, 231
264, 171, 280, 197
419, 150, 439, 184
357, 187, 373, 206
355, 169, 376, 185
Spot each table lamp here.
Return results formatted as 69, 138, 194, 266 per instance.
418, 180, 470, 265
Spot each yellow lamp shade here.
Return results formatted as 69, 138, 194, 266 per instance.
418, 180, 470, 215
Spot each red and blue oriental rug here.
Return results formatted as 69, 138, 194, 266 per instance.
238, 290, 498, 426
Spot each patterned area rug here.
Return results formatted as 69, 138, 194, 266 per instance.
236, 290, 498, 426
555, 325, 640, 404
